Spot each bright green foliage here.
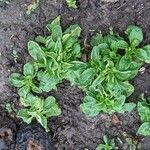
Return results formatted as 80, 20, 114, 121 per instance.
28, 16, 81, 92
96, 135, 117, 150
138, 94, 150, 136
9, 62, 42, 98
17, 94, 61, 132
66, 0, 77, 8
68, 25, 149, 116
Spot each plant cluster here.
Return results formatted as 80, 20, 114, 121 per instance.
68, 26, 150, 116
9, 16, 81, 131
9, 16, 150, 133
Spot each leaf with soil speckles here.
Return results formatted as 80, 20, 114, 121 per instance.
138, 122, 150, 136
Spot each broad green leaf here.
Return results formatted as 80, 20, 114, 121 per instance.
135, 48, 148, 62
115, 69, 138, 81
9, 73, 24, 87
121, 103, 136, 112
138, 102, 150, 122
126, 25, 143, 47
28, 41, 46, 64
46, 16, 62, 41
23, 62, 38, 77
46, 37, 55, 50
91, 46, 100, 62
37, 71, 59, 92
143, 45, 150, 63
91, 33, 103, 47
44, 96, 61, 117
79, 68, 96, 87
72, 43, 81, 58
17, 109, 32, 124
138, 122, 150, 136
118, 56, 131, 71
18, 85, 30, 98
111, 40, 129, 51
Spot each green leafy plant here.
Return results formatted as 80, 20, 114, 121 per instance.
9, 62, 41, 98
66, 0, 77, 8
96, 135, 117, 150
137, 94, 150, 136
17, 94, 61, 132
68, 25, 149, 116
28, 16, 81, 92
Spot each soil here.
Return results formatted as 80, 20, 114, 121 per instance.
0, 0, 150, 150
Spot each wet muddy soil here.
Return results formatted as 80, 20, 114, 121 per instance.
0, 0, 150, 149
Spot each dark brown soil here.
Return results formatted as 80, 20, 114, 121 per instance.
0, 0, 150, 150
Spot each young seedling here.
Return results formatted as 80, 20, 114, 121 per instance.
66, 0, 77, 8
9, 62, 42, 98
137, 94, 150, 136
17, 94, 61, 132
26, 0, 40, 15
96, 135, 117, 150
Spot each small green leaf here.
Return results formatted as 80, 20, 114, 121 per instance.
17, 109, 32, 124
23, 62, 38, 77
80, 96, 101, 116
135, 48, 148, 62
79, 68, 96, 87
64, 24, 81, 37
18, 85, 30, 98
9, 73, 24, 87
126, 25, 143, 47
118, 56, 131, 71
46, 16, 62, 41
138, 102, 150, 122
28, 41, 46, 64
44, 96, 61, 117
37, 71, 59, 92
66, 0, 77, 8
121, 103, 136, 112
138, 122, 150, 136
91, 33, 103, 47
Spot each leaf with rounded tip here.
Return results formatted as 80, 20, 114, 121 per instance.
126, 25, 143, 47
9, 73, 24, 87
138, 122, 150, 136
17, 109, 32, 124
44, 96, 61, 117
23, 62, 38, 77
28, 41, 46, 64
18, 85, 30, 98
